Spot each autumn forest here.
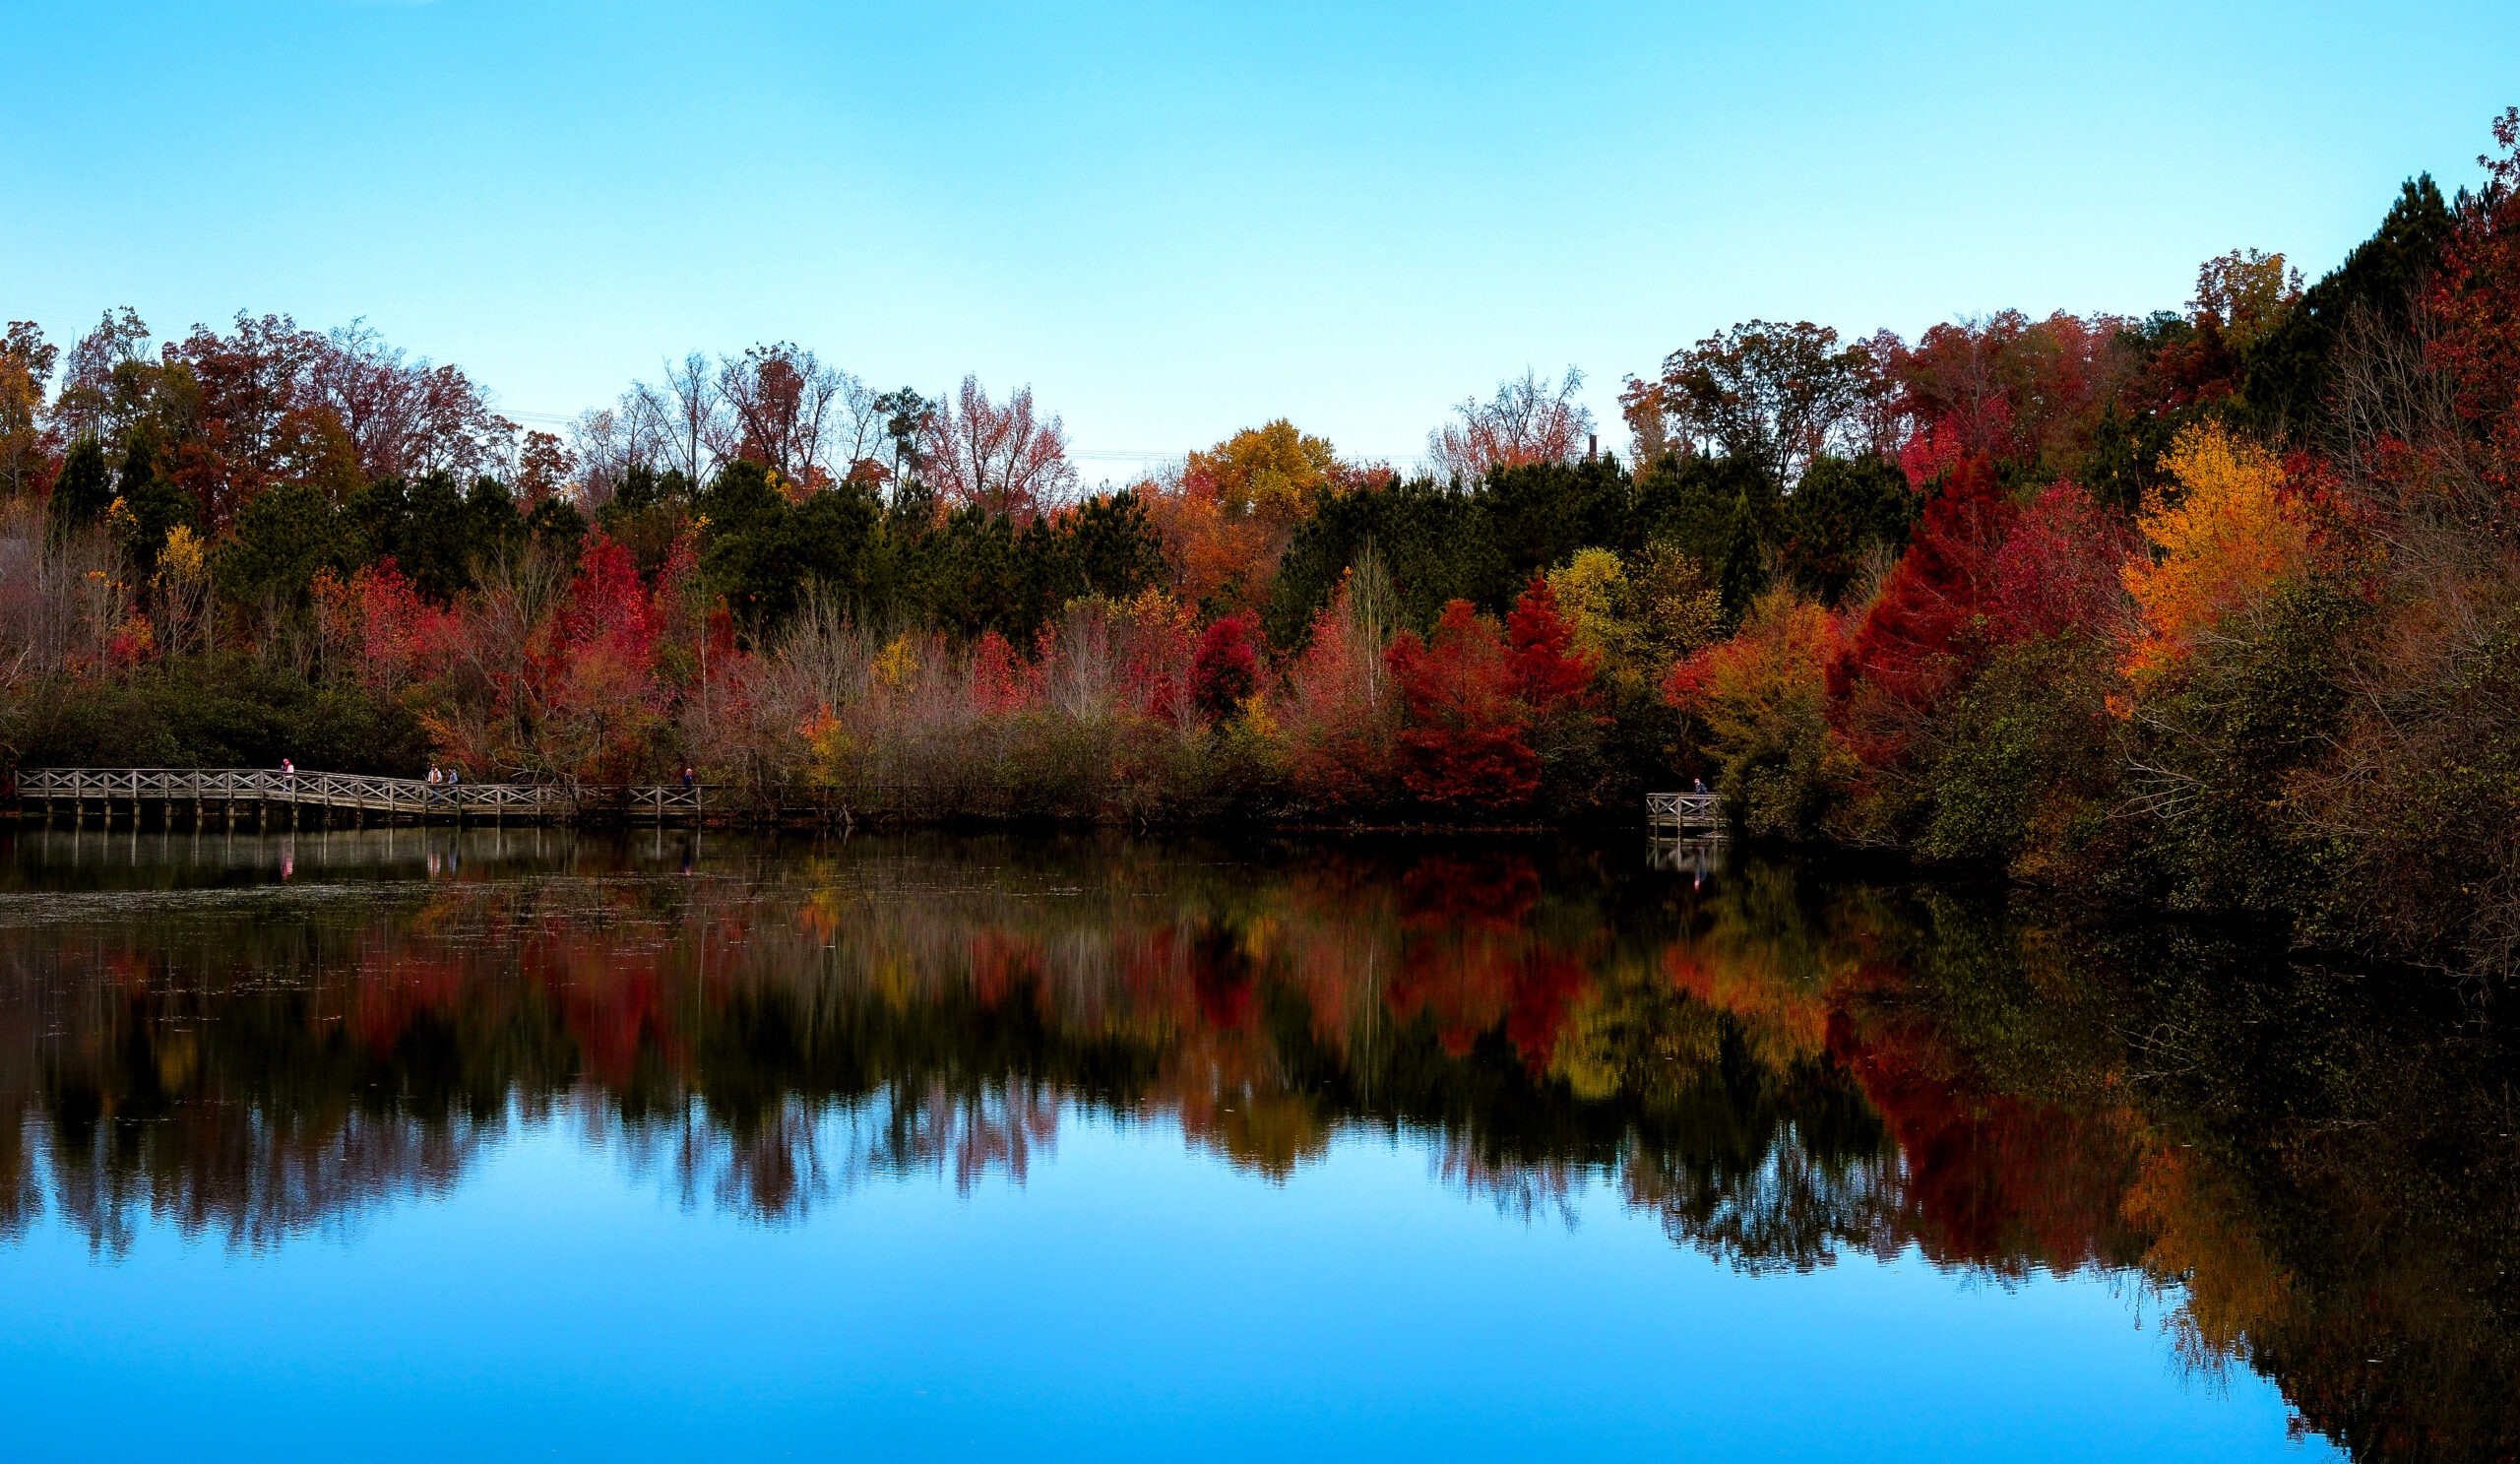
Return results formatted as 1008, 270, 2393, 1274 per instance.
8, 113, 2520, 980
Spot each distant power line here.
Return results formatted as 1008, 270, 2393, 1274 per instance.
507, 410, 1437, 473
1071, 447, 1440, 470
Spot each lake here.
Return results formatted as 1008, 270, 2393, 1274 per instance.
0, 825, 2506, 1460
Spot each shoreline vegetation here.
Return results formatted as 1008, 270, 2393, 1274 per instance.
6, 113, 2520, 976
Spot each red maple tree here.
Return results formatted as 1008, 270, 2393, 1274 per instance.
1386, 600, 1540, 809
1190, 611, 1261, 725
1828, 458, 2018, 763
1504, 574, 1599, 714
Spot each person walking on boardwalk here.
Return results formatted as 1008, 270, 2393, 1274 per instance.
427, 765, 443, 806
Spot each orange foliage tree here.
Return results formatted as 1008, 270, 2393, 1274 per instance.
1664, 587, 1853, 835
1143, 419, 1341, 612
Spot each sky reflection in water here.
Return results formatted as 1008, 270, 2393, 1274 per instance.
0, 826, 2471, 1459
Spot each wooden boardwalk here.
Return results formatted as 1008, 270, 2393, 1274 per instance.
1647, 790, 1723, 836
10, 767, 706, 827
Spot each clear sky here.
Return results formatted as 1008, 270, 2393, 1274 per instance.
5, 1, 2516, 477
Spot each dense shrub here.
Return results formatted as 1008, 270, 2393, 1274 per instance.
2, 656, 426, 774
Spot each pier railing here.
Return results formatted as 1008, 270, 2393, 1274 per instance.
1646, 790, 1722, 834
12, 768, 706, 824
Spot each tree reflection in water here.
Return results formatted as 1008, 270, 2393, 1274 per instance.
0, 826, 2511, 1460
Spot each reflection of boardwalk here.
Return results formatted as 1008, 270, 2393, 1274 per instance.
1647, 793, 1723, 880
1646, 836, 1723, 879
13, 767, 704, 827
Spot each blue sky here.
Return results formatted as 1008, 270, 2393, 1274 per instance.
4, 1, 2515, 477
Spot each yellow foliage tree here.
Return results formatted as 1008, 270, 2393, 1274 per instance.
2118, 421, 2311, 689
801, 706, 859, 796
0, 327, 49, 497
154, 524, 213, 654
1186, 418, 1335, 527
2189, 248, 2300, 354
1662, 587, 1855, 836
871, 632, 922, 691
1545, 548, 1629, 661
1664, 588, 1843, 758
156, 524, 208, 586
1149, 418, 1342, 610
1547, 543, 1723, 688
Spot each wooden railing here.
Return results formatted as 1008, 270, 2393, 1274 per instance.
12, 768, 707, 823
1646, 790, 1722, 833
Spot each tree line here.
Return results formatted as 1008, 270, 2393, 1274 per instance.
4, 108, 2519, 975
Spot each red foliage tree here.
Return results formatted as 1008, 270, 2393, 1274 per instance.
1385, 600, 1540, 809
1988, 479, 2137, 640
1504, 574, 1598, 715
970, 630, 1037, 714
715, 342, 859, 489
1376, 855, 1593, 1073
1190, 611, 1260, 725
546, 531, 670, 782
556, 531, 661, 665
161, 313, 330, 526
1429, 368, 1593, 481
1883, 311, 2132, 487
128, 314, 514, 529
353, 557, 437, 692
1828, 987, 2143, 1272
2427, 107, 2520, 493
105, 612, 156, 668
1828, 458, 2019, 762
1277, 585, 1396, 807
307, 321, 511, 483
1386, 855, 1542, 1055
921, 375, 1077, 522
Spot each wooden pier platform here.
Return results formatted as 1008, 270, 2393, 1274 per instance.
1647, 791, 1722, 836
9, 768, 705, 828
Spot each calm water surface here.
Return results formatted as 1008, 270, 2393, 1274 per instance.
0, 827, 2509, 1460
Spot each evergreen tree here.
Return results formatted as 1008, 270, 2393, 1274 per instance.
2242, 175, 2456, 441
47, 437, 114, 533
112, 423, 200, 575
